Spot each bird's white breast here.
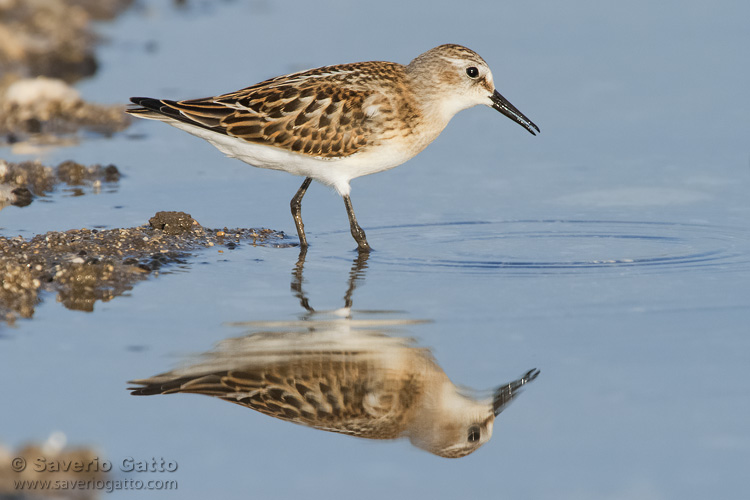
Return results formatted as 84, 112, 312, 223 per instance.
168, 120, 420, 196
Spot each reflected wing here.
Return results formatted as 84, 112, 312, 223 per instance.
129, 356, 422, 439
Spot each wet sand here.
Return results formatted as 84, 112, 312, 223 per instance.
1, 211, 288, 324
0, 0, 135, 147
0, 159, 120, 209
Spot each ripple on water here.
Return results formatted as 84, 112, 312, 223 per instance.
368, 220, 750, 275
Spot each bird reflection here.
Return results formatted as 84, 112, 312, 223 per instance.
129, 250, 539, 458
291, 247, 370, 318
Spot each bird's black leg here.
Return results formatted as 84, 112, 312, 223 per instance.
290, 177, 312, 247
343, 194, 371, 252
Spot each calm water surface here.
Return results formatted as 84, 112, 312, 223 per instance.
2, 1, 749, 499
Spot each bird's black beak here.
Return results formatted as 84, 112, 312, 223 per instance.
490, 90, 540, 136
492, 368, 540, 416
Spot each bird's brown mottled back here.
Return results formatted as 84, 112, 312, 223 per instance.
152, 61, 421, 159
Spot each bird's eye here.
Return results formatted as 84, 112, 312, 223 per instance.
466, 67, 479, 79
468, 426, 481, 442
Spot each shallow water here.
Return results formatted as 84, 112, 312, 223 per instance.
2, 1, 750, 499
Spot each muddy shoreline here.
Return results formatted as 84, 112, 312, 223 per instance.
1, 211, 289, 324
0, 0, 135, 147
0, 158, 120, 210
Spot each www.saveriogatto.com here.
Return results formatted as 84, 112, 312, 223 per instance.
8, 456, 179, 494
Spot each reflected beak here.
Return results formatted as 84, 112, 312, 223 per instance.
492, 368, 540, 416
490, 90, 540, 136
